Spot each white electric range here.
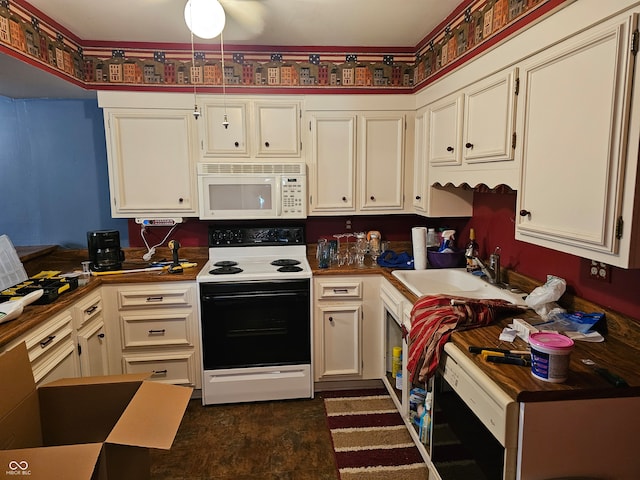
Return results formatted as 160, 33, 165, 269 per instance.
196, 226, 313, 405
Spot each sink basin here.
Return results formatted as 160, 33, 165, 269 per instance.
392, 268, 528, 306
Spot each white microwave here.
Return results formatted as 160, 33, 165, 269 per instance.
197, 162, 307, 220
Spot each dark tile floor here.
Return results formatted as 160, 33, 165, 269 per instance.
151, 397, 339, 480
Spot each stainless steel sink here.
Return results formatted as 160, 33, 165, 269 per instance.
392, 268, 528, 306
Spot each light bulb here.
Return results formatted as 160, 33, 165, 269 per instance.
184, 0, 226, 39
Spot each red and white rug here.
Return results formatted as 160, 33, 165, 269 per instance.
323, 389, 429, 480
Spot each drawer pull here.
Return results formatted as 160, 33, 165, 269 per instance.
40, 335, 56, 348
148, 329, 166, 335
146, 296, 164, 302
85, 305, 98, 315
332, 288, 349, 294
152, 369, 168, 376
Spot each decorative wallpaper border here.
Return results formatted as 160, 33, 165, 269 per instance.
0, 0, 561, 93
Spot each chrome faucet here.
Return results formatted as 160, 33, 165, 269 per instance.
475, 247, 501, 285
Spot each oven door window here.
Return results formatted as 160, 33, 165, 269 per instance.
200, 280, 310, 369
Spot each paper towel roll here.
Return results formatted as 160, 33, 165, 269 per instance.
412, 227, 427, 270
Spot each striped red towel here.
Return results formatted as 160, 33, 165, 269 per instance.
407, 295, 523, 383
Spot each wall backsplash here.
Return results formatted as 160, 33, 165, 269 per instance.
466, 192, 640, 322
127, 199, 640, 322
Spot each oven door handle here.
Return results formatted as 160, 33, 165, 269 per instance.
202, 291, 308, 302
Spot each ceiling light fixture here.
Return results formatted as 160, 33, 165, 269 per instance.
184, 0, 229, 127
184, 0, 226, 39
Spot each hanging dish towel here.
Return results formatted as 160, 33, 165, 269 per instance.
407, 295, 525, 383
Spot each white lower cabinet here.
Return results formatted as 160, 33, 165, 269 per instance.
102, 282, 200, 389
1, 308, 79, 385
313, 275, 382, 382
73, 289, 108, 377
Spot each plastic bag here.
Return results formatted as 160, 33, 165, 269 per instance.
525, 275, 566, 319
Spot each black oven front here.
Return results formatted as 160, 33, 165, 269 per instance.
200, 279, 311, 370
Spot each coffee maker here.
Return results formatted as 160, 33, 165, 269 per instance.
87, 230, 125, 271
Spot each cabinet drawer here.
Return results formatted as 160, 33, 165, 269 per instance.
316, 281, 362, 300
117, 287, 192, 309
121, 312, 193, 348
32, 339, 78, 385
11, 310, 74, 364
73, 291, 103, 328
380, 281, 404, 321
122, 351, 196, 386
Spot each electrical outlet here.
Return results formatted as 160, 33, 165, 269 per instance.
589, 260, 611, 282
345, 219, 352, 230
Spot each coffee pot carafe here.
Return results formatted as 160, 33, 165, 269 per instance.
87, 230, 125, 272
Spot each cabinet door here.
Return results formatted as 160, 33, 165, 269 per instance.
77, 319, 109, 377
516, 14, 636, 257
105, 109, 198, 217
308, 113, 357, 212
428, 94, 463, 166
316, 305, 362, 378
200, 101, 249, 157
359, 113, 405, 210
463, 68, 518, 164
255, 102, 301, 156
413, 109, 428, 211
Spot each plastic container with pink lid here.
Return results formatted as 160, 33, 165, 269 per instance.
529, 332, 575, 383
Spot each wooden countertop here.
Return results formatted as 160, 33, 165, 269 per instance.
308, 250, 640, 402
0, 247, 208, 349
4, 244, 640, 404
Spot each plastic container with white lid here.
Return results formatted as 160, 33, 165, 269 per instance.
529, 332, 574, 383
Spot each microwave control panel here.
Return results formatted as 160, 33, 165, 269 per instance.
281, 176, 306, 217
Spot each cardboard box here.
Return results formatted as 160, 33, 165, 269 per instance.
0, 342, 192, 479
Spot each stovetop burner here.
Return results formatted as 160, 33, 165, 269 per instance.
270, 259, 301, 267
214, 260, 238, 267
277, 265, 303, 273
197, 226, 311, 282
209, 266, 243, 275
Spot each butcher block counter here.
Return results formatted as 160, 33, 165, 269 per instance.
4, 244, 640, 404
0, 246, 208, 349
307, 245, 640, 403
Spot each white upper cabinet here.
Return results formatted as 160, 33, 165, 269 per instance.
200, 101, 250, 156
103, 108, 199, 218
463, 68, 518, 164
358, 113, 405, 211
199, 97, 302, 159
427, 68, 519, 188
306, 109, 407, 215
427, 93, 463, 167
307, 112, 357, 212
254, 101, 301, 156
515, 11, 640, 267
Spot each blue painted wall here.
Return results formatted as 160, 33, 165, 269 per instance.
0, 96, 128, 248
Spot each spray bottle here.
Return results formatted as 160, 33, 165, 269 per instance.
438, 230, 456, 253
